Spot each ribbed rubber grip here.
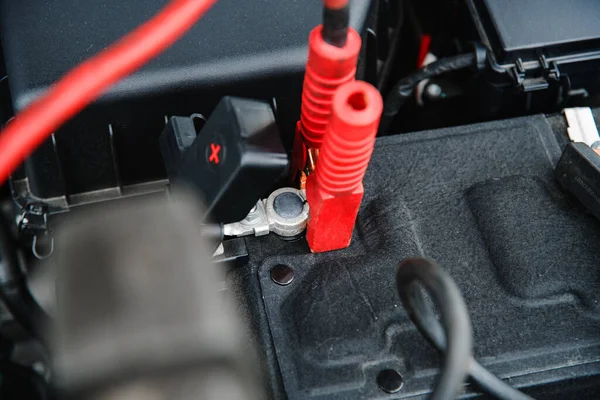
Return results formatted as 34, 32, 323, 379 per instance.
314, 81, 383, 194
300, 25, 361, 149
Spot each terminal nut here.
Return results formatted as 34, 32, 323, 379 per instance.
266, 188, 309, 237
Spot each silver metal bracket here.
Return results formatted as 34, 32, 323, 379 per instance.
223, 188, 309, 238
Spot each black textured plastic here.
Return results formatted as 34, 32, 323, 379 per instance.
0, 0, 371, 112
235, 114, 600, 399
483, 0, 600, 52
158, 117, 197, 178
470, 0, 600, 63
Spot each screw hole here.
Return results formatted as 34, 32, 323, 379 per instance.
376, 369, 403, 394
270, 264, 294, 286
347, 91, 367, 111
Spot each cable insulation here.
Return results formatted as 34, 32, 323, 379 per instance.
323, 0, 349, 9
380, 53, 476, 134
396, 258, 534, 400
397, 258, 473, 400
0, 0, 218, 185
322, 0, 350, 48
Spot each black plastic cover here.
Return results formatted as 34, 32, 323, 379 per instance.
465, 0, 600, 114
470, 0, 600, 64
483, 0, 600, 53
0, 0, 372, 112
159, 117, 197, 179
233, 114, 600, 399
160, 97, 288, 224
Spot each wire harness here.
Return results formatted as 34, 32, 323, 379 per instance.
380, 53, 478, 134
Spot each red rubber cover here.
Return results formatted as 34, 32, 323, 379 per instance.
315, 81, 383, 194
300, 25, 361, 149
306, 81, 383, 253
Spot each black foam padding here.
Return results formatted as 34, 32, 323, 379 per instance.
468, 176, 600, 309
235, 114, 600, 399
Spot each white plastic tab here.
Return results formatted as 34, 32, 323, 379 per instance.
564, 107, 600, 147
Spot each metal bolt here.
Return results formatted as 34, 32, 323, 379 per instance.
376, 369, 404, 394
266, 188, 309, 238
273, 192, 304, 219
425, 83, 443, 100
270, 264, 294, 286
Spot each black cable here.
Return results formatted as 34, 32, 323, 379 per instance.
0, 360, 52, 400
396, 258, 534, 400
322, 2, 349, 48
380, 53, 477, 134
0, 333, 51, 400
396, 258, 472, 400
469, 361, 532, 400
0, 214, 49, 344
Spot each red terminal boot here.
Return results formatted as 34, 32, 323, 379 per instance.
299, 25, 361, 149
292, 0, 361, 180
306, 80, 383, 253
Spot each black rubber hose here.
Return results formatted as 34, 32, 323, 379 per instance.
380, 53, 476, 134
0, 215, 49, 344
396, 258, 534, 400
469, 361, 533, 400
396, 258, 473, 400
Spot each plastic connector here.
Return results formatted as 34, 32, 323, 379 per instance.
306, 81, 383, 253
159, 97, 289, 224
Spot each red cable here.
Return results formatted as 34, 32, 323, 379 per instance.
0, 0, 218, 185
417, 34, 432, 67
323, 0, 349, 9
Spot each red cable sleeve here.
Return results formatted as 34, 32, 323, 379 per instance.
323, 0, 349, 9
418, 34, 432, 67
0, 0, 218, 185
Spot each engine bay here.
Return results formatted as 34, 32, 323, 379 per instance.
0, 1, 599, 399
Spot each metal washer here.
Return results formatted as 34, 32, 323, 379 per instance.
266, 188, 309, 237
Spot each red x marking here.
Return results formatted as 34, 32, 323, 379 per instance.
209, 143, 221, 164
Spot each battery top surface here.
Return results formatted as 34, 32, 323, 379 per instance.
483, 0, 600, 51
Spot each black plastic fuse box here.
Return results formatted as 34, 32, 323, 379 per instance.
466, 0, 600, 113
474, 0, 600, 63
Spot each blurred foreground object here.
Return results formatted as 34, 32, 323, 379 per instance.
51, 191, 260, 400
